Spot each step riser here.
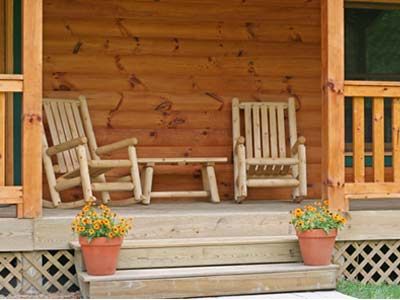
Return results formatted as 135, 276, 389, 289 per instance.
86, 269, 336, 298
77, 241, 301, 270
35, 213, 293, 249
130, 213, 293, 240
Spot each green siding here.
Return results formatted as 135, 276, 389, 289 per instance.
13, 0, 21, 184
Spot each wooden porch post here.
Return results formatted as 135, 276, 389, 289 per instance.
22, 0, 42, 218
321, 0, 348, 211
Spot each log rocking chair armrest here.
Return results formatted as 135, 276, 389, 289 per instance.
95, 137, 138, 156
291, 136, 306, 156
46, 137, 88, 156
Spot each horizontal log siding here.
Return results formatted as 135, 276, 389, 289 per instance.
43, 0, 321, 201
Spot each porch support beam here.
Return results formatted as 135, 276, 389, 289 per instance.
22, 0, 42, 218
321, 0, 347, 211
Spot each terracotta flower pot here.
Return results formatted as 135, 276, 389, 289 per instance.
79, 236, 123, 275
296, 229, 337, 266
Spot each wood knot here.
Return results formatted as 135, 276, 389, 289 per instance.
324, 80, 343, 95
23, 113, 42, 123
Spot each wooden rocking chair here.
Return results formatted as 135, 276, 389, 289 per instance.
42, 96, 143, 208
232, 97, 307, 203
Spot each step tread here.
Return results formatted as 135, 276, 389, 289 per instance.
79, 263, 337, 282
70, 235, 297, 250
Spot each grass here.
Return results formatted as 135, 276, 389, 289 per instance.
337, 280, 400, 299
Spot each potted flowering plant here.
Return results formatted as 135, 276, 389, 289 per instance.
291, 200, 346, 266
71, 198, 132, 275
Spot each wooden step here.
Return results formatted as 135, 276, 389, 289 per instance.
70, 235, 301, 269
78, 263, 338, 298
36, 202, 300, 249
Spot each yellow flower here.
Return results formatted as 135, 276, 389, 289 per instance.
333, 214, 342, 222
323, 200, 329, 207
82, 206, 90, 212
89, 229, 95, 235
94, 223, 100, 230
293, 208, 303, 217
102, 219, 110, 226
108, 232, 114, 238
78, 226, 85, 232
113, 227, 119, 234
307, 206, 316, 212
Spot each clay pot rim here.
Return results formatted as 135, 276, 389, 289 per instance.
79, 236, 123, 246
296, 228, 338, 238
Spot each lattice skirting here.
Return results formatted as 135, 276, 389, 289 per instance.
334, 240, 400, 284
0, 250, 79, 296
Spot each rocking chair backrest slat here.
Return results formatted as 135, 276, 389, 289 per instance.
287, 97, 298, 149
277, 105, 286, 158
78, 95, 100, 160
57, 101, 79, 169
252, 106, 261, 158
43, 101, 67, 172
244, 106, 253, 159
260, 105, 270, 157
268, 105, 278, 158
65, 102, 80, 140
51, 101, 74, 172
236, 100, 295, 160
71, 100, 92, 160
43, 97, 94, 174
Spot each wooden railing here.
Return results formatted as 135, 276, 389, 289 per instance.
0, 74, 24, 216
344, 80, 400, 199
0, 0, 42, 218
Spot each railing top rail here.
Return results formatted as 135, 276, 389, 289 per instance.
0, 74, 23, 81
344, 80, 400, 97
345, 80, 400, 87
0, 74, 24, 92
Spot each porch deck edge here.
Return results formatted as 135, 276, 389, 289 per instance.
0, 208, 399, 251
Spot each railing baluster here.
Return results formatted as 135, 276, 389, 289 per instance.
353, 97, 365, 182
373, 97, 385, 182
392, 98, 400, 182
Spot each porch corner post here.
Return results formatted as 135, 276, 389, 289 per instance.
321, 0, 348, 211
22, 0, 43, 218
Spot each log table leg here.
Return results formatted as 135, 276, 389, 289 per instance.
128, 145, 143, 201
205, 164, 220, 203
142, 164, 154, 205
201, 166, 211, 200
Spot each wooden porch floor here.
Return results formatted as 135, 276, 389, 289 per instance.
0, 199, 400, 252
1, 198, 400, 219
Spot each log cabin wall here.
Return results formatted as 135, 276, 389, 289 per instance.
43, 0, 322, 202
